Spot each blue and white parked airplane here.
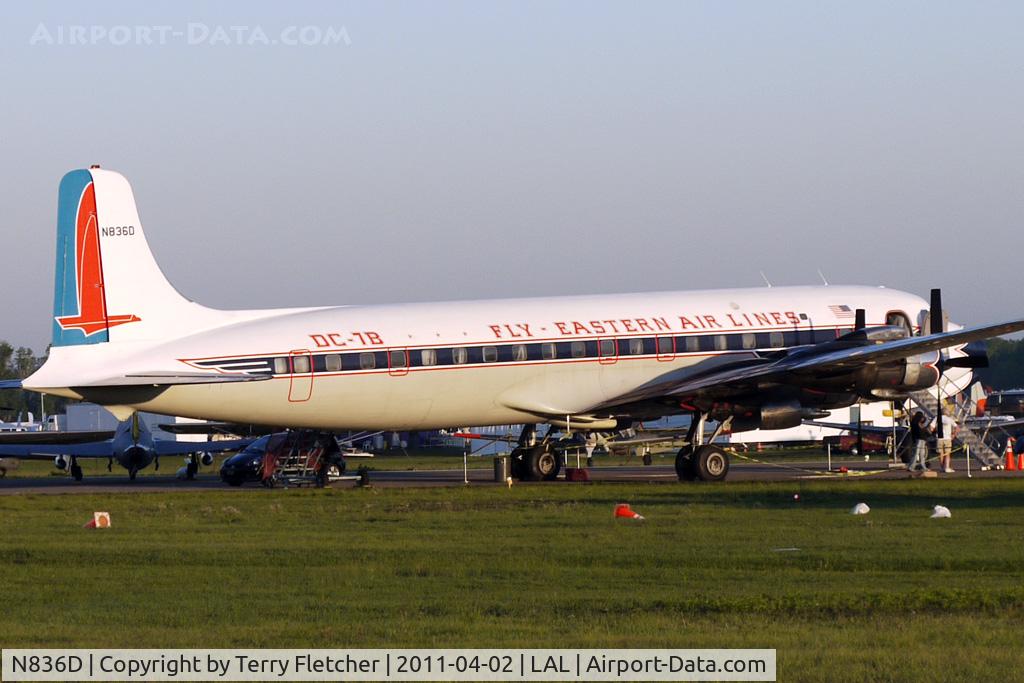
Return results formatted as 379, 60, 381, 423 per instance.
0, 413, 252, 480
9, 167, 1023, 482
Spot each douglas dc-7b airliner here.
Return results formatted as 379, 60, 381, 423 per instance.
9, 167, 1024, 482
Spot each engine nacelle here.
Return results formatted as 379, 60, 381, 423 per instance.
859, 354, 940, 399
731, 400, 829, 433
199, 452, 214, 467
53, 455, 69, 471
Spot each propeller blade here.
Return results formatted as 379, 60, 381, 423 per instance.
854, 308, 866, 331
930, 289, 944, 335
929, 288, 945, 439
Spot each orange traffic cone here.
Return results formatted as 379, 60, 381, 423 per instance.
614, 503, 644, 520
1018, 452, 1024, 472
1005, 439, 1017, 471
83, 512, 111, 529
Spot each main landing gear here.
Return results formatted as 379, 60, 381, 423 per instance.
509, 425, 563, 482
675, 414, 732, 482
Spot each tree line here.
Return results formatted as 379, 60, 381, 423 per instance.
0, 342, 74, 422
975, 338, 1024, 391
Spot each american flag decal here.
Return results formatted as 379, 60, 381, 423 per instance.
829, 304, 855, 319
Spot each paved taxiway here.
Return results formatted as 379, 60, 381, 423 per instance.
0, 460, 1007, 494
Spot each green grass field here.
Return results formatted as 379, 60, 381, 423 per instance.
2, 478, 1022, 681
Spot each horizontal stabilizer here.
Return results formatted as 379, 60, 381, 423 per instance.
0, 380, 23, 390
75, 372, 272, 388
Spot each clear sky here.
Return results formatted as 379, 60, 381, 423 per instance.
2, 1, 1022, 353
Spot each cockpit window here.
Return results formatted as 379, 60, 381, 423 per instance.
886, 312, 912, 336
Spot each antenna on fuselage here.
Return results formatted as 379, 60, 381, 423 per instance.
759, 271, 773, 288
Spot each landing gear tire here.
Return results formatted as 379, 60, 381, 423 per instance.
694, 445, 729, 482
526, 445, 561, 481
70, 463, 83, 482
186, 461, 198, 480
675, 446, 698, 481
128, 468, 138, 481
642, 450, 653, 466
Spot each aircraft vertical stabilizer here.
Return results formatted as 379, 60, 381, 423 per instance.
51, 168, 221, 346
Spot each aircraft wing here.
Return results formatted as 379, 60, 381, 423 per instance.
0, 430, 116, 444
600, 318, 1024, 409
965, 417, 1024, 433
0, 441, 114, 459
157, 422, 277, 437
153, 438, 255, 456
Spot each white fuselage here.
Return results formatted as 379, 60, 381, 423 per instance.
28, 285, 947, 431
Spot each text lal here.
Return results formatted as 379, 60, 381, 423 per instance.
528, 655, 573, 673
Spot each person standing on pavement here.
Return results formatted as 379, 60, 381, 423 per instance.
909, 411, 929, 472
932, 413, 957, 473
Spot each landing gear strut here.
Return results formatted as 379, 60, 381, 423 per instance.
675, 414, 731, 482
70, 457, 83, 482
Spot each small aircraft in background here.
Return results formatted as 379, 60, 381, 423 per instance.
0, 413, 253, 481
0, 411, 43, 433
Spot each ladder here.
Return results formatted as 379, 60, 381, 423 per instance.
909, 381, 1002, 468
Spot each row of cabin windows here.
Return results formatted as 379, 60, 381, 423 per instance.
269, 329, 838, 375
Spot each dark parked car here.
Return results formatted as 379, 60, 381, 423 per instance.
219, 432, 345, 486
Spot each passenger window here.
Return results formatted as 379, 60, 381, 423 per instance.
629, 338, 644, 355
685, 336, 700, 352
657, 337, 673, 354
389, 350, 407, 368
292, 355, 311, 373
769, 332, 785, 348
420, 349, 437, 366
599, 339, 616, 357
452, 347, 468, 364
541, 343, 557, 360
742, 333, 756, 350
273, 357, 289, 374
359, 352, 376, 370
714, 335, 728, 351
324, 354, 341, 372
511, 344, 527, 362
482, 346, 498, 362
571, 341, 586, 358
